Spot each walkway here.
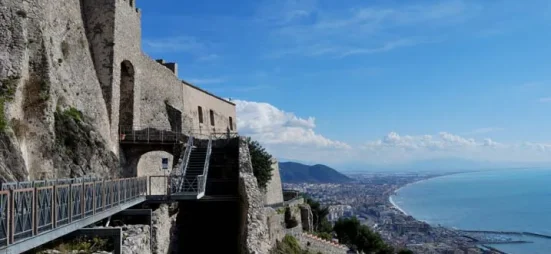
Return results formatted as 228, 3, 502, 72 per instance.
0, 175, 206, 254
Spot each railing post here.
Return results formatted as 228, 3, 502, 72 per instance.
9, 189, 14, 245
81, 182, 84, 219
32, 187, 37, 236
102, 180, 106, 211
50, 186, 55, 231
92, 181, 96, 215
69, 184, 72, 223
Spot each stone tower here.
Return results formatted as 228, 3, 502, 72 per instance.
81, 0, 143, 150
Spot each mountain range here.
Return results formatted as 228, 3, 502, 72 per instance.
279, 162, 352, 183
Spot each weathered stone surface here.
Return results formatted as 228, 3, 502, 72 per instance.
0, 0, 115, 180
121, 225, 151, 254
238, 137, 272, 254
263, 158, 284, 206
151, 204, 178, 254
264, 207, 285, 246
0, 0, 237, 181
300, 204, 314, 232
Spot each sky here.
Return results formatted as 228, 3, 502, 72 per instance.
139, 0, 551, 170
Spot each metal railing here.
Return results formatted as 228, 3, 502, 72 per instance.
119, 125, 239, 144
0, 176, 147, 249
119, 126, 184, 144
171, 136, 194, 193
197, 137, 213, 197
148, 175, 204, 196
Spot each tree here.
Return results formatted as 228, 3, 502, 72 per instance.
246, 137, 273, 189
333, 217, 395, 254
304, 196, 330, 232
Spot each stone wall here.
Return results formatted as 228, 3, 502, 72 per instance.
288, 232, 349, 254
264, 158, 284, 206
264, 207, 286, 246
0, 0, 118, 180
238, 137, 271, 254
151, 204, 178, 254
181, 81, 237, 137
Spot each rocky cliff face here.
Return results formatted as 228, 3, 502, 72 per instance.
238, 137, 272, 254
0, 0, 115, 180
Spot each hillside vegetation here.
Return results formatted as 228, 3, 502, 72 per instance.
279, 162, 351, 183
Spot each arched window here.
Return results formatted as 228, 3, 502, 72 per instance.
119, 60, 135, 127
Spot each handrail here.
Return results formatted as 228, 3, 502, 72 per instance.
198, 137, 213, 195
0, 176, 148, 251
175, 136, 194, 193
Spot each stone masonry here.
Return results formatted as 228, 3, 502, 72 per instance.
0, 0, 236, 181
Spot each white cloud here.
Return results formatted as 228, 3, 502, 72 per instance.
235, 99, 551, 167
465, 127, 504, 135
235, 100, 350, 149
264, 0, 478, 58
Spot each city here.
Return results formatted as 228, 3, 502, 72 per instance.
283, 173, 507, 254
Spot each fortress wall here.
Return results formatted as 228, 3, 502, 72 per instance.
136, 56, 184, 128
264, 158, 284, 206
182, 82, 236, 137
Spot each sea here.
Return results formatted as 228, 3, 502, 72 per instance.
389, 168, 551, 254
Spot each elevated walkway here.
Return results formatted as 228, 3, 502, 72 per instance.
0, 173, 240, 254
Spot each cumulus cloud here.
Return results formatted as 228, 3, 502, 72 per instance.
235, 99, 551, 167
235, 100, 349, 149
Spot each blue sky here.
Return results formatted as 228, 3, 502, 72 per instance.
139, 0, 551, 168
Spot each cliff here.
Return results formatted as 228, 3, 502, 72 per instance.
0, 0, 116, 181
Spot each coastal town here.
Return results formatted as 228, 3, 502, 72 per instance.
283, 172, 511, 254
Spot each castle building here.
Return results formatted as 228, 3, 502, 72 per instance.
80, 0, 236, 174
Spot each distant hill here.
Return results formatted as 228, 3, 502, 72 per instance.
279, 162, 352, 183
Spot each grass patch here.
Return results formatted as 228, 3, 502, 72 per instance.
36, 236, 110, 254
61, 107, 83, 122
0, 76, 20, 132
0, 99, 6, 132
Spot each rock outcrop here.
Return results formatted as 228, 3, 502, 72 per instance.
238, 137, 271, 254
0, 0, 115, 180
151, 204, 179, 254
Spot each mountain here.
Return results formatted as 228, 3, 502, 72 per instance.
279, 162, 352, 183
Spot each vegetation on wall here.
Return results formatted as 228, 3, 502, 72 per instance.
333, 217, 396, 254
0, 76, 20, 132
246, 137, 273, 189
270, 235, 322, 254
304, 196, 332, 233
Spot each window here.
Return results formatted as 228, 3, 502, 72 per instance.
198, 106, 203, 124
209, 110, 215, 126
229, 117, 234, 130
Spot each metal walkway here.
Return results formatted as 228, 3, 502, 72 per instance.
0, 175, 216, 254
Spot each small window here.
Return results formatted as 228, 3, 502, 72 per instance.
229, 117, 234, 131
198, 106, 203, 124
209, 110, 215, 126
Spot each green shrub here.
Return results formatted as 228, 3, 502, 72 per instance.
0, 99, 6, 132
61, 107, 83, 122
246, 137, 273, 189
